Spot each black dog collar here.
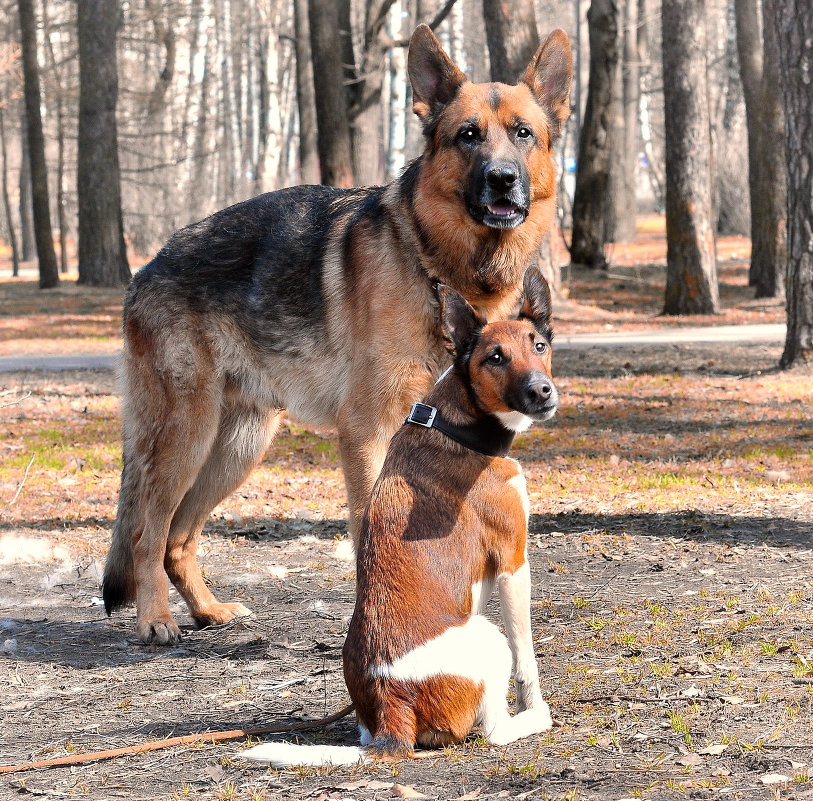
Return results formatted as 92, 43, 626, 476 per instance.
405, 402, 516, 458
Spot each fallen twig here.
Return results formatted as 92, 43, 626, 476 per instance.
0, 703, 354, 775
9, 454, 34, 505
0, 391, 31, 409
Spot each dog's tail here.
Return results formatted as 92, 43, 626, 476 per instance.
241, 733, 414, 767
241, 741, 367, 767
102, 449, 139, 615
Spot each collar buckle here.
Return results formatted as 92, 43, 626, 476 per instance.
406, 402, 437, 428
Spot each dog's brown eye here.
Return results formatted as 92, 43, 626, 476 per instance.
516, 127, 533, 139
534, 341, 547, 353
458, 126, 478, 143
488, 351, 504, 365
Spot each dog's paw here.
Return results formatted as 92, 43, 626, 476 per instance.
137, 617, 183, 645
192, 601, 253, 628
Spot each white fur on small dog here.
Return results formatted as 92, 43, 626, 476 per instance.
241, 742, 365, 767
369, 615, 497, 683
494, 410, 534, 432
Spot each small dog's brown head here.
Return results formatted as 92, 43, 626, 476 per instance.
438, 267, 558, 428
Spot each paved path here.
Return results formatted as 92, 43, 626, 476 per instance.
0, 324, 786, 373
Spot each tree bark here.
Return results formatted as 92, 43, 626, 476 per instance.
769, 0, 813, 367
350, 0, 392, 186
570, 0, 620, 268
308, 0, 354, 187
605, 0, 638, 242
18, 124, 35, 263
661, 0, 719, 315
42, 0, 68, 274
18, 0, 59, 288
736, 0, 786, 298
77, 0, 130, 287
294, 0, 319, 184
0, 109, 20, 277
483, 0, 511, 81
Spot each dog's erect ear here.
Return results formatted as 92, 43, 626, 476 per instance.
519, 267, 553, 340
520, 29, 573, 139
438, 284, 483, 357
408, 25, 466, 124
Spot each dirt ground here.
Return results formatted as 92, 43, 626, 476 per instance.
1, 332, 812, 801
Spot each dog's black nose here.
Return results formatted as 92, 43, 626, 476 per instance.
486, 163, 518, 189
525, 379, 553, 405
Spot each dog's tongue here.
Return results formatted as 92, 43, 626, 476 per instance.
487, 202, 516, 216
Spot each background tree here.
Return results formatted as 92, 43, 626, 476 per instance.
0, 107, 20, 276
769, 0, 813, 367
735, 0, 786, 299
17, 124, 34, 262
17, 0, 58, 287
308, 0, 354, 187
604, 0, 638, 243
76, 0, 130, 287
661, 0, 718, 314
293, 0, 319, 184
569, 0, 620, 269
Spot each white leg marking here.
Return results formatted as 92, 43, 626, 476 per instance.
497, 561, 545, 712
472, 621, 553, 746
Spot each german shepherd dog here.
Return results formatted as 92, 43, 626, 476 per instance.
103, 25, 572, 645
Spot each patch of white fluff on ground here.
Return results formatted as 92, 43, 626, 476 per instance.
0, 534, 70, 565
333, 539, 355, 562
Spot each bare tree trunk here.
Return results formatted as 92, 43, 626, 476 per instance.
736, 0, 786, 298
42, 0, 68, 274
18, 120, 35, 262
350, 0, 391, 186
570, 0, 620, 268
661, 0, 718, 314
308, 0, 354, 187
605, 0, 638, 242
293, 0, 319, 184
77, 0, 130, 287
483, 0, 511, 81
18, 0, 59, 288
769, 0, 813, 367
0, 109, 20, 277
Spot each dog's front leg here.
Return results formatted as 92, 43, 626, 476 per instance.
336, 414, 396, 545
497, 560, 546, 712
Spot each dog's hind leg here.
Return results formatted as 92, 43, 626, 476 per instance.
164, 400, 282, 628
102, 447, 143, 616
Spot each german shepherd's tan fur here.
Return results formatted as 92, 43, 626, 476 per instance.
103, 25, 572, 644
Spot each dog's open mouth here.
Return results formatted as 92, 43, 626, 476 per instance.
469, 200, 528, 230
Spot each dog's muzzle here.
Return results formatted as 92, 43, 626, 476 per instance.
467, 160, 530, 230
510, 373, 559, 421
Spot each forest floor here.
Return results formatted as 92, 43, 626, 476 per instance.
0, 219, 811, 801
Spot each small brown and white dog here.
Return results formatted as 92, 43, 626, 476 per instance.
243, 267, 558, 767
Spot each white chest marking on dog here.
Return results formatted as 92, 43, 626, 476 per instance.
494, 410, 534, 433
369, 615, 501, 683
